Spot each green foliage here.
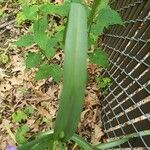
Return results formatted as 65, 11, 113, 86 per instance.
96, 77, 111, 89
54, 3, 88, 141
89, 49, 109, 68
24, 106, 35, 115
35, 64, 62, 82
41, 38, 57, 58
16, 35, 35, 47
15, 0, 66, 81
90, 0, 123, 43
18, 129, 150, 150
99, 6, 123, 26
40, 2, 70, 16
26, 52, 42, 69
12, 106, 35, 123
96, 76, 111, 94
95, 130, 150, 149
18, 130, 54, 150
15, 0, 126, 149
16, 125, 30, 144
22, 4, 38, 21
12, 110, 28, 123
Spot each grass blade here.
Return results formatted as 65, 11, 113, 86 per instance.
54, 2, 88, 141
95, 130, 150, 149
18, 132, 54, 150
71, 134, 93, 150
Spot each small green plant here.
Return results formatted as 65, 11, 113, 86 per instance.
16, 125, 30, 145
15, 0, 70, 82
12, 107, 35, 123
14, 0, 150, 150
12, 110, 28, 123
96, 76, 111, 93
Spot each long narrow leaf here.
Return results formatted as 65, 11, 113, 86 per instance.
95, 130, 150, 150
18, 131, 54, 150
71, 134, 93, 150
54, 2, 88, 141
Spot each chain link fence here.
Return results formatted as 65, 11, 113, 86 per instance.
101, 0, 150, 149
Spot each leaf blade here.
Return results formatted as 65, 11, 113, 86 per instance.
54, 3, 88, 141
95, 130, 150, 150
89, 49, 109, 68
16, 34, 35, 47
26, 52, 42, 69
35, 64, 62, 82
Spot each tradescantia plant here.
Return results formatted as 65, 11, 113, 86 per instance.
15, 0, 150, 150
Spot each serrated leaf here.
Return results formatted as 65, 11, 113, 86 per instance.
90, 2, 123, 39
89, 49, 109, 68
99, 6, 124, 27
16, 34, 35, 47
22, 4, 38, 21
12, 110, 28, 123
33, 16, 48, 34
91, 22, 105, 37
48, 64, 62, 82
54, 3, 88, 141
26, 52, 42, 69
33, 16, 48, 49
40, 2, 70, 16
16, 125, 30, 144
42, 38, 57, 58
35, 64, 62, 82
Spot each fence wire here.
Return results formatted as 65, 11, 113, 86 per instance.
101, 0, 150, 149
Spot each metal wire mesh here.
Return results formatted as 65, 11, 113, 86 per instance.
101, 0, 150, 149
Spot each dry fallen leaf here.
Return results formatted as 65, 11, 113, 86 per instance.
91, 124, 104, 144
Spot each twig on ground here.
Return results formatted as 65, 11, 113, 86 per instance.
0, 19, 15, 29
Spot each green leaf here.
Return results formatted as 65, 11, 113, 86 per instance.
48, 64, 62, 83
91, 5, 123, 37
98, 6, 124, 27
40, 2, 70, 16
33, 16, 48, 34
42, 38, 58, 58
26, 52, 42, 69
89, 49, 109, 68
71, 134, 93, 150
54, 3, 88, 141
95, 130, 150, 150
90, 1, 123, 40
96, 77, 111, 89
12, 110, 28, 123
18, 130, 54, 150
35, 64, 62, 82
88, 0, 103, 27
90, 22, 105, 37
16, 34, 35, 47
16, 125, 30, 144
33, 16, 48, 49
24, 106, 35, 115
22, 4, 38, 21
